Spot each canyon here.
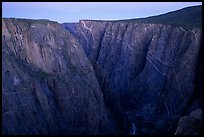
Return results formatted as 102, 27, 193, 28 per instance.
2, 5, 202, 135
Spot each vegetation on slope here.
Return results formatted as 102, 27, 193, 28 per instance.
131, 5, 202, 28
81, 5, 202, 29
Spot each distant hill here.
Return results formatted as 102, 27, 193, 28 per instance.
78, 5, 202, 29
131, 5, 202, 28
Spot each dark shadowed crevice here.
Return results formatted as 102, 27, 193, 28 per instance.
93, 22, 109, 69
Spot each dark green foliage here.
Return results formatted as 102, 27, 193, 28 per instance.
36, 70, 50, 79
126, 5, 202, 29
4, 18, 58, 26
134, 6, 202, 27
81, 5, 202, 29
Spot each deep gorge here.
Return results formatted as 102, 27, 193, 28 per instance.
2, 5, 202, 135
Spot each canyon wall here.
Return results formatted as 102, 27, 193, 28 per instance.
63, 20, 202, 134
2, 6, 202, 134
2, 18, 116, 135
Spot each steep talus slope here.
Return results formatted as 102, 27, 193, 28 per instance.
63, 16, 202, 134
2, 18, 116, 134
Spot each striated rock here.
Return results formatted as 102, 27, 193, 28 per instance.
2, 18, 116, 135
63, 17, 202, 134
2, 5, 202, 135
174, 109, 202, 135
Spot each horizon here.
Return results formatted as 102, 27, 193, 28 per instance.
2, 2, 202, 23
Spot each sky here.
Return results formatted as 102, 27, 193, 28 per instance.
2, 2, 202, 23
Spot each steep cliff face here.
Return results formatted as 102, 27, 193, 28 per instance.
63, 19, 202, 134
2, 18, 116, 135
2, 6, 202, 135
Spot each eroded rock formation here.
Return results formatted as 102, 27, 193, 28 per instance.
174, 109, 202, 135
2, 5, 202, 135
63, 19, 202, 134
2, 18, 116, 135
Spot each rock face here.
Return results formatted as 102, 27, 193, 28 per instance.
2, 6, 202, 135
2, 18, 116, 135
174, 109, 202, 135
63, 19, 202, 134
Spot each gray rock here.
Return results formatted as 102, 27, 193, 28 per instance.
2, 18, 116, 135
2, 6, 202, 135
174, 109, 202, 135
63, 20, 202, 134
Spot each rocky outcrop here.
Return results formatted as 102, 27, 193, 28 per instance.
63, 19, 202, 134
2, 18, 116, 135
2, 6, 202, 135
174, 109, 202, 135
